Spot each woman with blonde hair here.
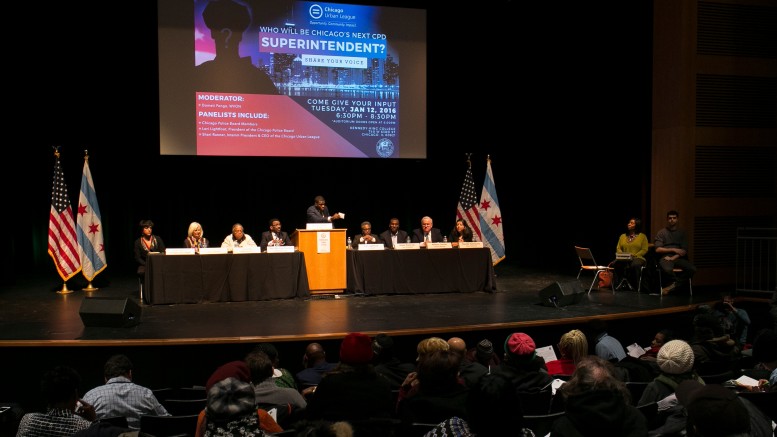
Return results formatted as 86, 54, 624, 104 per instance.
184, 221, 209, 252
545, 329, 589, 376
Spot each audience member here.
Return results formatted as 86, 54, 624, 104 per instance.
220, 223, 257, 250
16, 365, 96, 436
466, 372, 535, 437
545, 329, 589, 376
287, 419, 354, 437
253, 343, 297, 390
304, 333, 394, 437
640, 328, 674, 362
397, 349, 469, 427
587, 319, 627, 363
296, 343, 337, 389
690, 312, 740, 374
306, 196, 343, 224
447, 337, 487, 388
637, 340, 703, 429
245, 349, 306, 428
183, 221, 209, 252
378, 218, 408, 249
676, 380, 753, 437
465, 338, 501, 371
371, 333, 416, 391
654, 210, 697, 295
411, 216, 443, 246
749, 328, 777, 388
712, 293, 751, 350
82, 354, 169, 429
551, 356, 646, 436
350, 221, 380, 249
492, 333, 554, 397
447, 219, 473, 247
259, 218, 292, 252
133, 219, 165, 283
398, 337, 450, 403
196, 360, 281, 436
613, 217, 648, 290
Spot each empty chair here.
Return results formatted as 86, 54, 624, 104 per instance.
575, 246, 615, 294
139, 413, 199, 437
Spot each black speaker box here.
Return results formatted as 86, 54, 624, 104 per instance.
79, 297, 142, 328
538, 280, 585, 307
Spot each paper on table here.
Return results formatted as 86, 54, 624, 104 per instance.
734, 375, 759, 387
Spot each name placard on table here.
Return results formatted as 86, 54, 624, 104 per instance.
426, 242, 453, 249
267, 246, 295, 253
459, 241, 484, 249
394, 243, 421, 250
305, 223, 333, 230
358, 244, 384, 251
199, 247, 229, 255
166, 248, 196, 255
233, 247, 262, 254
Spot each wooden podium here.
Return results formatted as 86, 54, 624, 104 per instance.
291, 229, 347, 294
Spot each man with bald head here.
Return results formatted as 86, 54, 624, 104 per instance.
448, 337, 488, 387
296, 342, 337, 389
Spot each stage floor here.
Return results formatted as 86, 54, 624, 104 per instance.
0, 262, 715, 346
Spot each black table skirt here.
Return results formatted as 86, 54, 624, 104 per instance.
145, 252, 310, 304
346, 248, 496, 295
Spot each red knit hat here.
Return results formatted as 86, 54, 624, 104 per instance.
206, 360, 251, 392
504, 332, 536, 357
340, 332, 374, 365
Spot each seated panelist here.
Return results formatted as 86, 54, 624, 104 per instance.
221, 223, 257, 250
351, 221, 381, 249
259, 218, 292, 251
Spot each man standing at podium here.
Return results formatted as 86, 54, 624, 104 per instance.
306, 195, 344, 224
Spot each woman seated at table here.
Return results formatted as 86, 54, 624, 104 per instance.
184, 221, 209, 252
448, 219, 473, 247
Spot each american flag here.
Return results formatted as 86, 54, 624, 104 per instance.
456, 158, 482, 241
48, 149, 81, 281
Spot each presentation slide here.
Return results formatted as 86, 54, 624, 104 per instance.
159, 0, 427, 158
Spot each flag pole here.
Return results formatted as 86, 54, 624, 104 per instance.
80, 151, 99, 292
56, 282, 73, 294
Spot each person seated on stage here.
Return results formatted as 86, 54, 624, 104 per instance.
378, 217, 409, 249
306, 195, 343, 224
351, 221, 380, 249
613, 217, 648, 290
551, 356, 646, 436
17, 365, 97, 436
654, 210, 697, 295
304, 333, 394, 437
253, 343, 297, 390
447, 336, 487, 388
245, 350, 306, 428
134, 219, 165, 283
82, 354, 169, 429
371, 333, 416, 391
448, 218, 474, 247
259, 218, 292, 252
296, 342, 338, 390
411, 216, 444, 247
184, 221, 209, 252
196, 360, 282, 436
220, 223, 257, 250
545, 329, 589, 377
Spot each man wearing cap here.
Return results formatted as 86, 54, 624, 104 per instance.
491, 332, 553, 414
676, 379, 772, 436
372, 333, 416, 391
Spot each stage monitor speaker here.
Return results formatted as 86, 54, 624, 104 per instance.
79, 297, 142, 328
538, 280, 585, 307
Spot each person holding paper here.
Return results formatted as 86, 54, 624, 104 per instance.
306, 195, 344, 224
379, 217, 409, 249
545, 329, 589, 377
351, 221, 380, 249
221, 223, 257, 250
183, 221, 209, 252
411, 216, 444, 247
259, 218, 291, 251
448, 219, 473, 247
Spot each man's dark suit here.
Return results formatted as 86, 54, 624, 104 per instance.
411, 228, 444, 243
259, 231, 292, 251
306, 204, 331, 223
379, 230, 409, 248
